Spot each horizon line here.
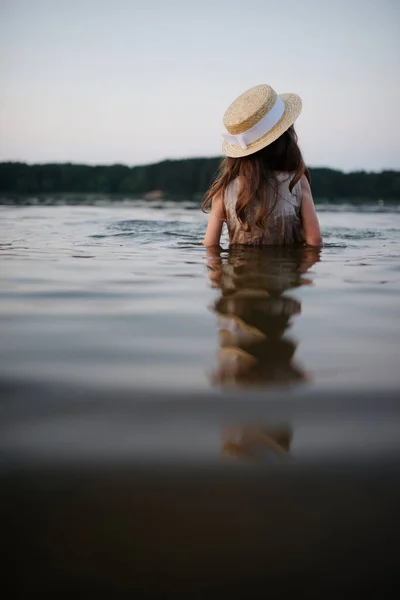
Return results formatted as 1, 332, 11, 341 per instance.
0, 159, 398, 176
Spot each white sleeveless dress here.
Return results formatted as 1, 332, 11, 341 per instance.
223, 172, 304, 245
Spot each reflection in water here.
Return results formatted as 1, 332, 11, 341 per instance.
206, 245, 321, 389
206, 245, 321, 463
221, 423, 293, 462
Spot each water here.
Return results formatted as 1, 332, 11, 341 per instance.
1, 199, 400, 461
1, 201, 399, 397
2, 200, 400, 595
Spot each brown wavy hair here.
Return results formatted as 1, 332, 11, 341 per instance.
202, 126, 310, 232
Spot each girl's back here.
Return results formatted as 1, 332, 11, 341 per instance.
224, 172, 303, 246
202, 84, 322, 249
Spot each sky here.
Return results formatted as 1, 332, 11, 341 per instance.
0, 0, 399, 171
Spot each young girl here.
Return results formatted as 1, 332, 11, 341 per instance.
202, 84, 322, 247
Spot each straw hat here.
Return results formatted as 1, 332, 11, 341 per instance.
222, 84, 302, 158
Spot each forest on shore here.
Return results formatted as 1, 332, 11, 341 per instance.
0, 159, 399, 202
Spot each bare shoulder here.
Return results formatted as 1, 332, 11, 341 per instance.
299, 174, 322, 246
213, 188, 224, 204
211, 188, 225, 217
202, 188, 225, 247
300, 174, 312, 197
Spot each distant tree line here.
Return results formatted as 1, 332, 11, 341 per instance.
0, 159, 399, 202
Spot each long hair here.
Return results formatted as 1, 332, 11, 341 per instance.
202, 126, 310, 232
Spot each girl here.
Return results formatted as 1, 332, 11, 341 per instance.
202, 84, 322, 248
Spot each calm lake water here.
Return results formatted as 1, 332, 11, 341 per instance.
2, 200, 400, 596
1, 201, 399, 393
1, 199, 400, 464
0, 201, 399, 460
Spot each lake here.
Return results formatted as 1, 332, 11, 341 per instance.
1, 199, 400, 596
1, 200, 399, 396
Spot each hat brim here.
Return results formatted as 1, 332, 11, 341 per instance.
222, 93, 302, 158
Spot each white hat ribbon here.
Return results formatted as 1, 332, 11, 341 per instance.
222, 96, 285, 149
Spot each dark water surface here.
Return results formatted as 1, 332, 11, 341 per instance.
1, 201, 400, 460
0, 203, 400, 392
1, 201, 400, 596
1, 202, 399, 394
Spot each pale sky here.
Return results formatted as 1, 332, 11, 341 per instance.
0, 0, 399, 171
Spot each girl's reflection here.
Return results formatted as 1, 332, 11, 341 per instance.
207, 245, 321, 389
221, 423, 293, 462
